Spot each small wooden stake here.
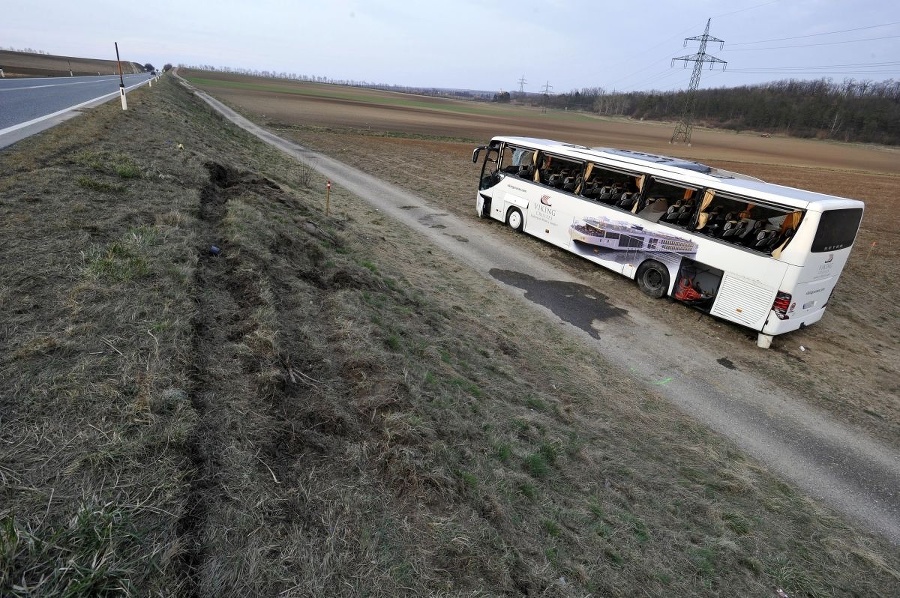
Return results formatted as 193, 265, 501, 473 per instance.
326, 180, 331, 216
865, 241, 877, 262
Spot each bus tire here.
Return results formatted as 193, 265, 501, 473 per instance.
506, 207, 523, 232
636, 260, 670, 298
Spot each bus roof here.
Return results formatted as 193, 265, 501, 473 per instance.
491, 136, 864, 212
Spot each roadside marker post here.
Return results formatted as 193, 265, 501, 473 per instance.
114, 42, 127, 110
326, 180, 331, 216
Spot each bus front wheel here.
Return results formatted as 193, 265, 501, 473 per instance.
506, 208, 523, 232
636, 260, 670, 298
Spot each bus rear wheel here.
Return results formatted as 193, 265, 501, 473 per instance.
506, 208, 523, 231
636, 260, 670, 298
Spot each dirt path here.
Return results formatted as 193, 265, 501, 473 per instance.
187, 84, 900, 546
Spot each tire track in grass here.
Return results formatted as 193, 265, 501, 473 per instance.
176, 162, 254, 594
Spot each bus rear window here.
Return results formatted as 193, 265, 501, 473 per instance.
811, 208, 863, 252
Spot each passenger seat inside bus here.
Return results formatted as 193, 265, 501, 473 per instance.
661, 200, 683, 223
563, 176, 581, 192
675, 200, 695, 225
738, 220, 764, 245
597, 185, 613, 203
580, 179, 599, 198
722, 218, 751, 240
749, 228, 777, 250
704, 211, 734, 237
617, 192, 638, 210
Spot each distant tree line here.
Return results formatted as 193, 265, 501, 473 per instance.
1, 47, 50, 54
180, 65, 898, 145
530, 78, 900, 145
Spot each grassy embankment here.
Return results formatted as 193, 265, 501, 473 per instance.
0, 50, 144, 77
1, 75, 899, 596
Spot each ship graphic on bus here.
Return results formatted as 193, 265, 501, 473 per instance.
569, 216, 698, 255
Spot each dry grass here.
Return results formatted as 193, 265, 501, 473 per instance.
235, 96, 900, 450
2, 73, 899, 597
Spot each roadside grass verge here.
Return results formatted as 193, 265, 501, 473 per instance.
1, 73, 898, 596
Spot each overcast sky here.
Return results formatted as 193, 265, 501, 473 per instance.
6, 0, 899, 92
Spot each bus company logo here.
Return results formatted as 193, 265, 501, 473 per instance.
815, 258, 835, 279
825, 253, 834, 263
532, 197, 557, 222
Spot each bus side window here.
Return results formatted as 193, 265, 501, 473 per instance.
537, 155, 584, 192
500, 145, 518, 174
513, 149, 536, 179
639, 179, 696, 226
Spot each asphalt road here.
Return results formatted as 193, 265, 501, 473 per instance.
188, 81, 900, 547
0, 73, 152, 143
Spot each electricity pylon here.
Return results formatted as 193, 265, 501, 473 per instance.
517, 75, 527, 93
541, 80, 552, 113
670, 18, 726, 145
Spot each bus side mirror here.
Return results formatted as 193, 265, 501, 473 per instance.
472, 147, 485, 163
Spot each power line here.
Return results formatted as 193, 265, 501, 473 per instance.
724, 68, 900, 75
620, 68, 683, 93
588, 20, 706, 90
728, 60, 900, 70
727, 34, 900, 51
711, 0, 780, 20
729, 21, 900, 46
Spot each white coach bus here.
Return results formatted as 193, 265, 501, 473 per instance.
472, 136, 864, 347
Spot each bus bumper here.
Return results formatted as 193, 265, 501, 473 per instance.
761, 307, 826, 336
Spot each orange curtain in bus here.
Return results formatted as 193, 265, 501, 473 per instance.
771, 211, 804, 258
577, 162, 594, 194
695, 190, 716, 229
627, 175, 646, 213
780, 210, 802, 232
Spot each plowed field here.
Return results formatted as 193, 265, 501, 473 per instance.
185, 72, 900, 449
